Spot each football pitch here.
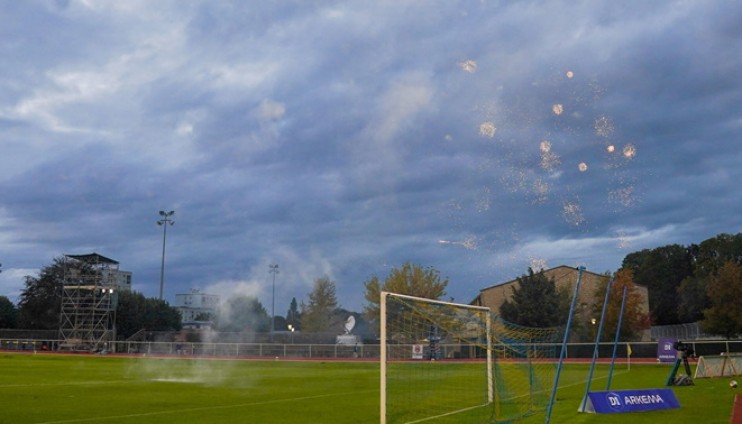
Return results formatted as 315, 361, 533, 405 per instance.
0, 353, 736, 423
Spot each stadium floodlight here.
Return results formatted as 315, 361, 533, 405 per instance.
269, 264, 279, 333
157, 210, 175, 300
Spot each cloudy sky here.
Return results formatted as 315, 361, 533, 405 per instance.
1, 1, 740, 314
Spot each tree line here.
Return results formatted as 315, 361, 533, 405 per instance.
0, 257, 183, 337
1, 232, 741, 340
0, 257, 365, 339
359, 233, 742, 341
622, 232, 742, 338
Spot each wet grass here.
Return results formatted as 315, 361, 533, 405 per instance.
0, 353, 735, 423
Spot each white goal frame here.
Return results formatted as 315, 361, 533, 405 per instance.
380, 291, 493, 424
694, 354, 741, 379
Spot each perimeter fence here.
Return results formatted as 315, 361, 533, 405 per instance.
1, 338, 741, 361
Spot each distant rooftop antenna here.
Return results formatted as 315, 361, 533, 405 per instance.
344, 315, 356, 334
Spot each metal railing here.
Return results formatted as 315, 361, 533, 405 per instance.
650, 322, 717, 340
2, 339, 741, 360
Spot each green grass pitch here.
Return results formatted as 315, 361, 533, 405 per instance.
0, 353, 736, 423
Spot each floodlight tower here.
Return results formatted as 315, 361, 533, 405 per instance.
269, 264, 279, 332
157, 210, 175, 300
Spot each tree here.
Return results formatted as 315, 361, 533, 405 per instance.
621, 233, 742, 326
115, 291, 182, 339
592, 268, 650, 341
363, 262, 448, 324
0, 296, 18, 329
499, 268, 569, 328
693, 233, 742, 278
286, 297, 300, 330
676, 275, 709, 323
146, 297, 182, 334
300, 276, 339, 332
215, 295, 270, 332
620, 248, 650, 274
622, 244, 694, 325
116, 290, 147, 339
273, 315, 287, 332
675, 233, 742, 324
675, 233, 742, 323
701, 261, 742, 339
17, 257, 69, 329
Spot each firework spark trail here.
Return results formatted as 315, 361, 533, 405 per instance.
594, 115, 614, 138
459, 59, 477, 73
439, 62, 640, 259
479, 122, 497, 138
622, 144, 637, 158
438, 237, 478, 250
562, 201, 585, 227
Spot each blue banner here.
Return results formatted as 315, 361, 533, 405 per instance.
657, 337, 677, 363
582, 389, 680, 414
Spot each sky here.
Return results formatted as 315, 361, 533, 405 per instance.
1, 0, 741, 315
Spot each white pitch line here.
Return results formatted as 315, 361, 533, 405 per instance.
0, 380, 134, 389
34, 390, 376, 424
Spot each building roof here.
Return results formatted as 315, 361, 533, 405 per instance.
65, 253, 119, 265
478, 265, 609, 293
471, 265, 611, 305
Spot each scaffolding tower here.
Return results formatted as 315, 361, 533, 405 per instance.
59, 253, 119, 351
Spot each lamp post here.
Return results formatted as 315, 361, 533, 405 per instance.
288, 324, 295, 344
157, 210, 175, 300
269, 264, 279, 333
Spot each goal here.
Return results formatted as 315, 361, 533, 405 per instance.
380, 291, 560, 424
694, 354, 742, 379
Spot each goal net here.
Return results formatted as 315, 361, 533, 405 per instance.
488, 315, 561, 421
694, 354, 742, 379
380, 291, 561, 424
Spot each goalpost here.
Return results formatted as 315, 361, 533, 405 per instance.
694, 354, 742, 379
380, 291, 561, 424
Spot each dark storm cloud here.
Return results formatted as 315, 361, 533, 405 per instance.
0, 1, 740, 311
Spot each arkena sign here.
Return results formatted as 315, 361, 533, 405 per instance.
580, 389, 681, 414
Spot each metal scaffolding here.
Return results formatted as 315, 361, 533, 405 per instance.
58, 253, 119, 351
